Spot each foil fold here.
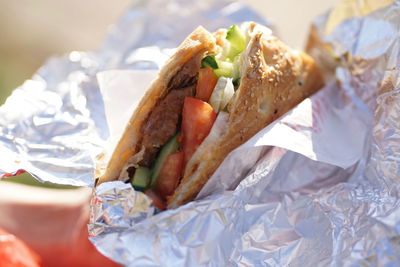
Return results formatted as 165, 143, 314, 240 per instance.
90, 1, 400, 266
1, 0, 400, 266
0, 0, 268, 186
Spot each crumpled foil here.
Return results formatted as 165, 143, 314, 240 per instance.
0, 0, 267, 186
1, 0, 400, 266
90, 0, 400, 266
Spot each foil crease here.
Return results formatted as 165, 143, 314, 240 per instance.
90, 1, 400, 266
89, 181, 154, 237
0, 0, 268, 185
1, 0, 400, 266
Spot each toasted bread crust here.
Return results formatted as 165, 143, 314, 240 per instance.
167, 23, 324, 208
98, 22, 324, 210
98, 26, 217, 184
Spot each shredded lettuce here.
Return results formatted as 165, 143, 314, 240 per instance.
209, 77, 234, 113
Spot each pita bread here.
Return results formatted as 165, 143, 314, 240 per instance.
97, 22, 324, 209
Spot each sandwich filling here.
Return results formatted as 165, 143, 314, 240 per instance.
124, 24, 250, 209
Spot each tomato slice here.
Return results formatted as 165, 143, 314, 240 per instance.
195, 67, 218, 102
145, 189, 166, 210
0, 228, 41, 267
154, 151, 183, 199
181, 97, 217, 168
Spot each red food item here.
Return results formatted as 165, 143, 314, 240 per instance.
0, 228, 41, 267
195, 67, 218, 102
155, 151, 183, 199
145, 189, 167, 210
181, 97, 217, 168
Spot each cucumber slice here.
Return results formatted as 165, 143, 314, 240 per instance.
131, 167, 151, 191
213, 60, 233, 78
150, 134, 180, 187
226, 24, 245, 61
226, 46, 241, 62
201, 55, 219, 69
226, 25, 245, 51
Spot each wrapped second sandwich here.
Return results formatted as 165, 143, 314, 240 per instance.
97, 22, 324, 209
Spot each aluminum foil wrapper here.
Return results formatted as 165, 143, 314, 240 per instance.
1, 0, 400, 266
0, 0, 267, 185
90, 1, 400, 266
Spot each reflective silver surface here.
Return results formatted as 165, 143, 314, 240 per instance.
0, 0, 267, 186
90, 1, 400, 266
1, 0, 399, 266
